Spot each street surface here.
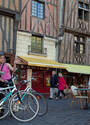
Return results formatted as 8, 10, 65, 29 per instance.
0, 98, 90, 125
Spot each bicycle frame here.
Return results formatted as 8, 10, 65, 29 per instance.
0, 84, 17, 106
0, 76, 36, 107
0, 74, 20, 106
21, 79, 34, 91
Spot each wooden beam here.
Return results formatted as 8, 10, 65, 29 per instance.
62, 25, 90, 37
20, 0, 30, 17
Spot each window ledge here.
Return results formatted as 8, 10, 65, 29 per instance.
78, 19, 89, 23
32, 16, 44, 20
28, 46, 47, 57
28, 51, 47, 57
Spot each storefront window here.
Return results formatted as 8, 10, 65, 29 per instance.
15, 66, 27, 81
46, 77, 50, 87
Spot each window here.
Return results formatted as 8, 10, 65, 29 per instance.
78, 2, 89, 21
32, 0, 44, 19
74, 36, 85, 54
31, 36, 43, 54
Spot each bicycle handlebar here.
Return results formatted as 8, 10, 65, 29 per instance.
20, 77, 34, 84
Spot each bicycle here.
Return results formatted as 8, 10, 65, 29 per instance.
0, 73, 39, 122
18, 78, 48, 116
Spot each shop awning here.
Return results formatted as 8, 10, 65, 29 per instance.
63, 64, 90, 75
18, 56, 66, 69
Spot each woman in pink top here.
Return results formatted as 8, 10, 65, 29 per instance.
56, 73, 67, 99
0, 54, 17, 116
0, 55, 17, 86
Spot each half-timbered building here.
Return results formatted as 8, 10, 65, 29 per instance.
16, 0, 65, 93
58, 0, 90, 87
0, 0, 21, 63
0, 0, 90, 93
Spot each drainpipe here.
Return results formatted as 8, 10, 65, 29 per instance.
56, 0, 65, 62
14, 15, 19, 54
14, 0, 21, 56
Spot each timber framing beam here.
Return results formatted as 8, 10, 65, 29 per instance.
62, 25, 90, 38
20, 0, 30, 16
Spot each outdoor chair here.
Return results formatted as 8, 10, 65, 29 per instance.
70, 85, 88, 110
87, 91, 90, 103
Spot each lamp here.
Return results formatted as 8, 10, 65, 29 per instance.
58, 27, 64, 44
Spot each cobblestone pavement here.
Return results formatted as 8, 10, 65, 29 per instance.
0, 98, 90, 125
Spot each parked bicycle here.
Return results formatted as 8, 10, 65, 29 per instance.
0, 73, 39, 122
18, 78, 48, 116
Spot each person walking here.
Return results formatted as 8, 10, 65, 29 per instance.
49, 71, 58, 99
88, 76, 90, 89
56, 73, 67, 99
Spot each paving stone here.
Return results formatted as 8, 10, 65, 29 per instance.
0, 98, 90, 125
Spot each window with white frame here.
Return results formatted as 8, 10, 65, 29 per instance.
32, 0, 44, 19
78, 1, 89, 21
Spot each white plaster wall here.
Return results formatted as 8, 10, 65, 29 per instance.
16, 31, 56, 61
16, 31, 31, 57
44, 37, 56, 60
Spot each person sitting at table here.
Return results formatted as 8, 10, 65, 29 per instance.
71, 85, 78, 96
88, 76, 90, 89
70, 85, 86, 109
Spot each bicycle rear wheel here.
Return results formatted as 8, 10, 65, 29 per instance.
0, 92, 10, 119
10, 91, 39, 122
32, 91, 48, 116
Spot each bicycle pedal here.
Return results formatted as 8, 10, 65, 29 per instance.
16, 100, 20, 104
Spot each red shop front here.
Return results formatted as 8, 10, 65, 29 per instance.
16, 56, 66, 93
32, 69, 52, 93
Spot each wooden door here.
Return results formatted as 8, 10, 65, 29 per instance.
32, 70, 51, 93
32, 70, 44, 93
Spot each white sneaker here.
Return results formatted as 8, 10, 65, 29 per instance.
55, 97, 59, 100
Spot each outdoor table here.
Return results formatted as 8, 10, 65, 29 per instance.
76, 88, 90, 109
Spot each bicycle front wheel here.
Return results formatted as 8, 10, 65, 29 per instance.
32, 91, 48, 116
10, 91, 39, 122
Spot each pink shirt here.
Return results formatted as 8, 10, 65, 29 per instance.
0, 63, 11, 80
